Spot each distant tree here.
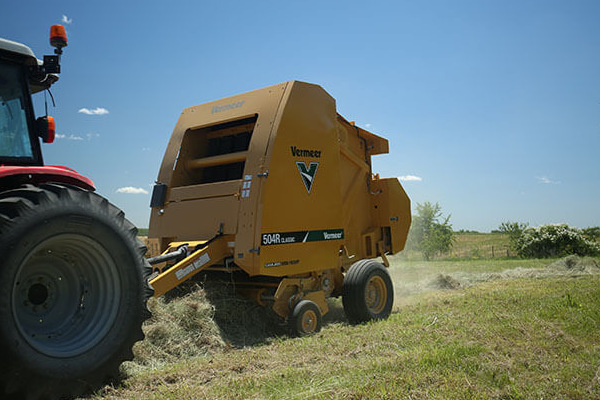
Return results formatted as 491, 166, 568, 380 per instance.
516, 224, 600, 258
582, 227, 600, 242
409, 202, 455, 261
498, 221, 529, 250
456, 229, 481, 234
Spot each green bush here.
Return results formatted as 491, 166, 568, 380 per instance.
583, 226, 600, 241
516, 224, 600, 258
498, 221, 529, 250
407, 202, 454, 260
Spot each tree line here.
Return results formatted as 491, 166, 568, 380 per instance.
407, 202, 600, 260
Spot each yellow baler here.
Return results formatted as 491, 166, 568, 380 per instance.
147, 81, 410, 334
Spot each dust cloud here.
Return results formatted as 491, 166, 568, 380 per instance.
388, 255, 600, 308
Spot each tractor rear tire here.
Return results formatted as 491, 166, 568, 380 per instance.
0, 184, 153, 400
342, 259, 394, 325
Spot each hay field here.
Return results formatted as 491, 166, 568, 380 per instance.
83, 254, 600, 399
99, 234, 600, 399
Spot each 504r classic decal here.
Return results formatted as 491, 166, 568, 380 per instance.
261, 229, 344, 246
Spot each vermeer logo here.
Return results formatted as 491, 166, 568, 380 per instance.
323, 231, 342, 240
296, 162, 319, 194
290, 146, 321, 158
211, 100, 245, 114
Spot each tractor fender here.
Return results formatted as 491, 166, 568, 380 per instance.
0, 165, 95, 191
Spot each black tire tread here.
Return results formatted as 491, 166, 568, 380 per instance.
342, 259, 394, 325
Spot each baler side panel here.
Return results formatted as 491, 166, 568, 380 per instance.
257, 82, 344, 277
235, 82, 290, 274
371, 178, 411, 253
337, 119, 375, 262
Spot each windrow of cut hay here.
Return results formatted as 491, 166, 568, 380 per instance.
389, 255, 600, 306
122, 280, 285, 376
461, 255, 600, 284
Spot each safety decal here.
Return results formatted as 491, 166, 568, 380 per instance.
296, 161, 319, 194
175, 252, 211, 280
261, 229, 344, 246
265, 259, 299, 268
241, 175, 252, 198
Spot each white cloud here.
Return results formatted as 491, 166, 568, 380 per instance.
399, 175, 423, 182
55, 133, 84, 141
61, 15, 73, 25
116, 187, 149, 195
78, 107, 109, 115
537, 176, 560, 185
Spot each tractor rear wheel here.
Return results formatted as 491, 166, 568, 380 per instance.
0, 184, 152, 400
342, 259, 394, 324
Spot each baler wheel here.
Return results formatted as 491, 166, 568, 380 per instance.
0, 184, 152, 400
342, 259, 394, 324
290, 299, 322, 336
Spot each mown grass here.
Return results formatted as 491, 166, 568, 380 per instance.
86, 257, 600, 400
388, 256, 555, 305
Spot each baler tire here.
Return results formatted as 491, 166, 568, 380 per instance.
290, 299, 322, 337
342, 259, 394, 325
0, 184, 153, 400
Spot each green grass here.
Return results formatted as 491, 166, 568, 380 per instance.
450, 232, 513, 258
401, 233, 514, 261
84, 257, 600, 400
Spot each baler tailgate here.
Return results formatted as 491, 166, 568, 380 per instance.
150, 236, 232, 297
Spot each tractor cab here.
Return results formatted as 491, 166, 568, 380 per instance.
0, 26, 66, 167
0, 26, 93, 190
0, 41, 44, 166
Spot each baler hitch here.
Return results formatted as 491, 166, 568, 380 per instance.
147, 245, 188, 265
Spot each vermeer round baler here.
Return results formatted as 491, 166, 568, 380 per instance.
147, 81, 410, 335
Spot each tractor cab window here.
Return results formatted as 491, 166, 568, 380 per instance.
0, 61, 35, 160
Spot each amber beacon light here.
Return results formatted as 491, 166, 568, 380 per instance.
50, 24, 68, 52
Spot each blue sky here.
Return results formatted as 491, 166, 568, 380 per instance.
2, 0, 599, 231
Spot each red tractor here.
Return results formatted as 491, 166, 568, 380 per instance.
0, 26, 151, 399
